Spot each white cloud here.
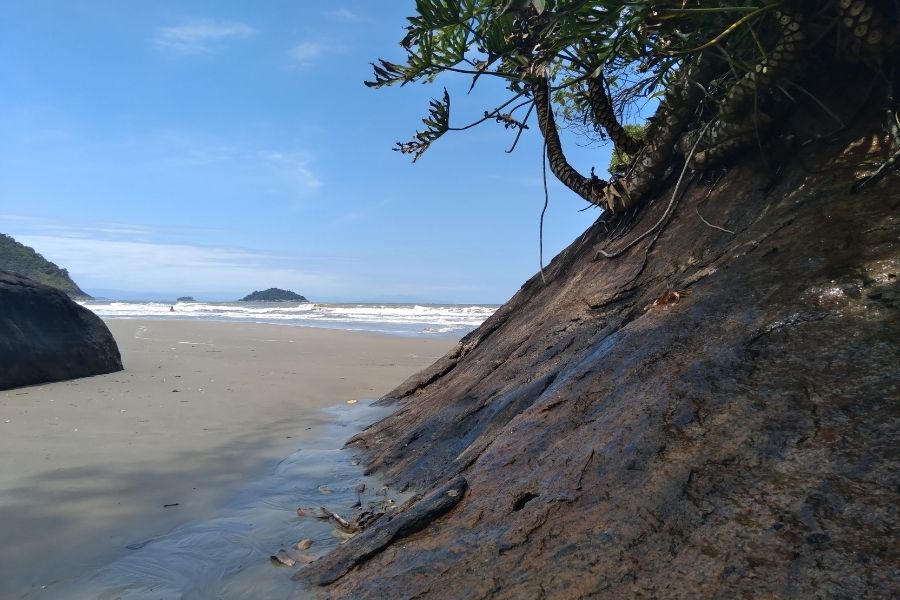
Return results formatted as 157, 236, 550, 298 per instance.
323, 8, 365, 23
333, 197, 391, 225
336, 211, 365, 223
289, 41, 327, 68
1, 216, 159, 241
16, 234, 335, 296
1, 216, 222, 244
154, 20, 256, 54
135, 131, 323, 197
264, 151, 322, 194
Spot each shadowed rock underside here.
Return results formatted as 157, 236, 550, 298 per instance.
0, 271, 122, 390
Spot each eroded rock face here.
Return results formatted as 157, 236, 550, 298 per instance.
304, 106, 899, 597
0, 271, 122, 390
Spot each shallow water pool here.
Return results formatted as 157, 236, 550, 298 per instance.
46, 401, 395, 599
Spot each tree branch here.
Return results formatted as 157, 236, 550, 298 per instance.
532, 76, 607, 207
587, 74, 645, 156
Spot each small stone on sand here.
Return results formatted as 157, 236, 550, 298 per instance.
270, 550, 295, 568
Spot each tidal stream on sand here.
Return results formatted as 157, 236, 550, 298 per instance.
48, 401, 399, 599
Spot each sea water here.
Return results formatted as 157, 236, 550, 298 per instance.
45, 401, 401, 599
80, 301, 497, 338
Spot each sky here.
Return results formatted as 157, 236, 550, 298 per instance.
0, 1, 613, 304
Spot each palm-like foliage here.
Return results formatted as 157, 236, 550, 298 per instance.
369, 0, 897, 211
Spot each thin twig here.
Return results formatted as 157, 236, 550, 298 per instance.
748, 22, 767, 58
776, 83, 797, 103
506, 103, 535, 153
540, 148, 550, 283
656, 6, 772, 14
695, 205, 735, 233
781, 78, 845, 130
539, 67, 552, 283
448, 93, 528, 132
694, 173, 733, 233
753, 82, 771, 174
664, 4, 777, 56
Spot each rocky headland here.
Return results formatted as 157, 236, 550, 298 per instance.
0, 233, 91, 298
0, 271, 122, 390
299, 96, 899, 597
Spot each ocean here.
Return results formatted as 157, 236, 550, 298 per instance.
79, 300, 498, 338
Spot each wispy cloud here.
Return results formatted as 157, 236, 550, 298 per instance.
1, 215, 224, 244
289, 41, 328, 68
154, 20, 256, 54
334, 198, 392, 225
323, 8, 366, 23
1, 122, 324, 205
264, 151, 322, 194
14, 234, 336, 296
336, 211, 365, 223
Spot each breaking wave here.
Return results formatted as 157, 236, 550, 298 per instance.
80, 301, 497, 338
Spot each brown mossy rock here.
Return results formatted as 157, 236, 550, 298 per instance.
303, 102, 899, 597
0, 271, 122, 390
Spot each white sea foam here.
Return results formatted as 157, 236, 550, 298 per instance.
79, 300, 497, 337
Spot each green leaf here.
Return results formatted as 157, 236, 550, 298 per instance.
395, 88, 452, 162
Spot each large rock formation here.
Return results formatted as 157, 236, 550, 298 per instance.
0, 271, 122, 390
301, 97, 899, 596
239, 288, 308, 302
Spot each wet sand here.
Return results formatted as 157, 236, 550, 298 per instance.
0, 320, 452, 599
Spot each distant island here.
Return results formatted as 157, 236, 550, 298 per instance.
177, 296, 196, 302
239, 288, 308, 302
0, 233, 91, 299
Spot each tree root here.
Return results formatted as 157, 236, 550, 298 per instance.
296, 476, 468, 587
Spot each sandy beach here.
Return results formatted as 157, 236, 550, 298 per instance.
0, 319, 452, 598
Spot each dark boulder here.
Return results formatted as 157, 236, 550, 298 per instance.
0, 271, 122, 390
303, 100, 899, 596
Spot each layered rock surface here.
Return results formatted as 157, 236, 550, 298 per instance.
303, 105, 899, 597
0, 271, 122, 390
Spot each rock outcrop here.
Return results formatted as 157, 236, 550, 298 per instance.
0, 271, 122, 390
302, 95, 899, 596
239, 288, 308, 302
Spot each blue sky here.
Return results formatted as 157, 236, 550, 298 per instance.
0, 1, 611, 303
